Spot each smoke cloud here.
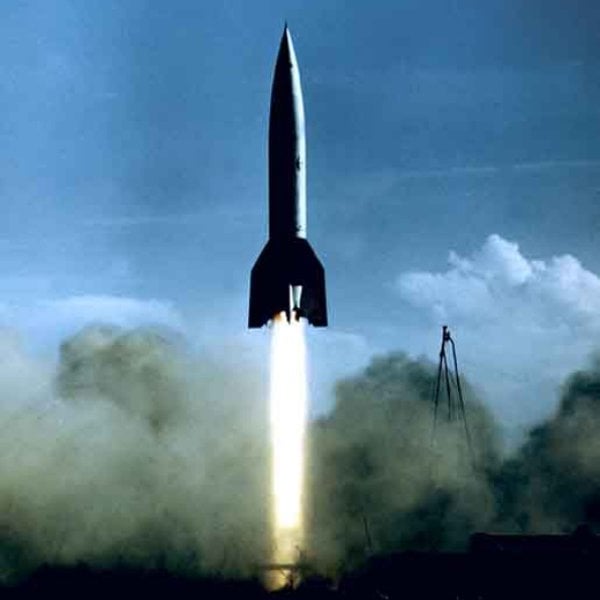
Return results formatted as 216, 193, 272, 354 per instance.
0, 326, 269, 582
493, 354, 600, 533
306, 350, 600, 573
0, 325, 598, 583
306, 352, 500, 571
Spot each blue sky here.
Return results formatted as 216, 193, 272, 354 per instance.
0, 1, 599, 441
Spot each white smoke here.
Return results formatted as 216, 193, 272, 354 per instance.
0, 326, 269, 582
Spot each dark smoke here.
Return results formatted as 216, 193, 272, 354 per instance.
492, 354, 600, 533
306, 352, 500, 571
306, 350, 600, 573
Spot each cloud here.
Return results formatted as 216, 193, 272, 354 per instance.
395, 235, 600, 432
398, 234, 600, 331
0, 295, 183, 351
40, 296, 183, 329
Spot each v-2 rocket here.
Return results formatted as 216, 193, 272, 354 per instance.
248, 26, 328, 328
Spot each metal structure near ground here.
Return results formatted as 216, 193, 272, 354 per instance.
432, 326, 473, 459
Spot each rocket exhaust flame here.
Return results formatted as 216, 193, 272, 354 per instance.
268, 312, 308, 588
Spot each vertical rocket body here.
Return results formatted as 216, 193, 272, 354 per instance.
249, 27, 327, 328
268, 27, 307, 241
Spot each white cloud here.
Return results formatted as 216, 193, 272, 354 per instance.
395, 234, 600, 436
0, 295, 183, 351
40, 296, 183, 329
398, 234, 600, 330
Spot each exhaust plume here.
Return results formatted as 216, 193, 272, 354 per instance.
267, 313, 308, 588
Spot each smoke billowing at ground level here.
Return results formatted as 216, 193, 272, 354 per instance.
308, 352, 600, 572
0, 326, 599, 584
0, 326, 270, 581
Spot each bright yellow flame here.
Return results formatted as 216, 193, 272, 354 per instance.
268, 311, 308, 587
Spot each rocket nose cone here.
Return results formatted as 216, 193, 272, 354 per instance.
277, 24, 297, 67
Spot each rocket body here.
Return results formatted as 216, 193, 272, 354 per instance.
249, 27, 327, 328
268, 26, 306, 241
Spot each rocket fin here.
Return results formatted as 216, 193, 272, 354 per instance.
248, 239, 327, 328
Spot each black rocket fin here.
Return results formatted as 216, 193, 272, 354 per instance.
248, 238, 327, 328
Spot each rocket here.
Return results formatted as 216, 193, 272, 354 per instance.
248, 26, 327, 328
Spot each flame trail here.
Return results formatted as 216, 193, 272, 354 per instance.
267, 312, 308, 588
